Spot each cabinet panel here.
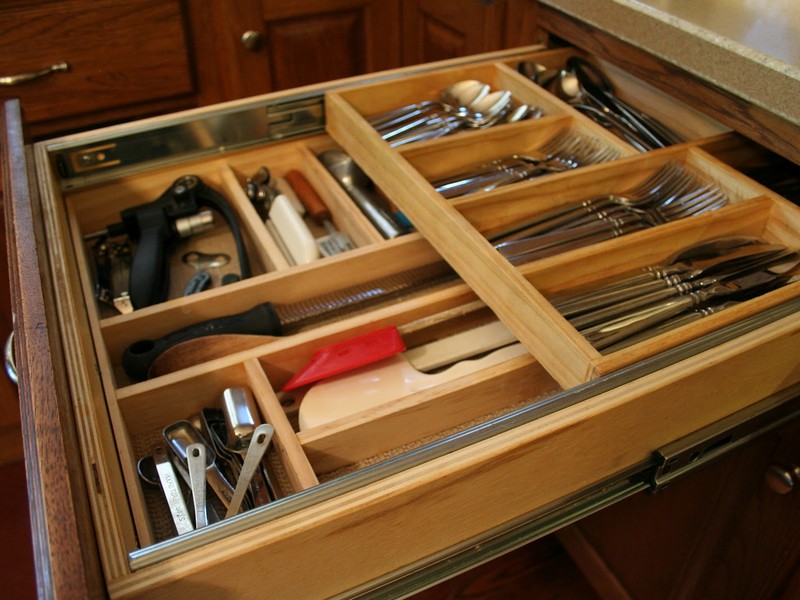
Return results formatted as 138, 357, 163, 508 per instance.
0, 0, 197, 136
562, 417, 800, 599
260, 0, 401, 90
401, 0, 506, 64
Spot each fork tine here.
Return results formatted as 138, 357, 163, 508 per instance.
658, 189, 728, 220
625, 163, 683, 199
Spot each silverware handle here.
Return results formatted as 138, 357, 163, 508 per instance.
186, 443, 208, 529
368, 101, 434, 128
496, 218, 621, 259
153, 447, 194, 535
582, 293, 705, 349
490, 197, 616, 242
569, 284, 681, 330
434, 165, 523, 198
554, 273, 660, 316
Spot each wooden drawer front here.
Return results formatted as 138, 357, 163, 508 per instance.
0, 0, 195, 132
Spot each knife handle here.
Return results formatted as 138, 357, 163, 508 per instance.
122, 302, 283, 381
286, 169, 330, 225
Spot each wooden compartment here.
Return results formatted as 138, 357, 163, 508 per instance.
108, 255, 562, 549
499, 47, 730, 145
326, 62, 800, 388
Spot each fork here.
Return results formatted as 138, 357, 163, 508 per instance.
489, 162, 694, 241
492, 163, 726, 238
432, 131, 619, 199
493, 165, 729, 264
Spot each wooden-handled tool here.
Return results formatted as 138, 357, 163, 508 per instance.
285, 169, 355, 255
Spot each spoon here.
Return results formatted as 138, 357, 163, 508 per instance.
138, 450, 222, 524
163, 420, 235, 509
440, 79, 490, 114
465, 90, 512, 127
368, 79, 490, 130
318, 149, 409, 239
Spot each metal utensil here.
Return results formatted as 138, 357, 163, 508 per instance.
151, 446, 194, 535
318, 149, 410, 239
163, 420, 235, 509
225, 423, 275, 518
556, 244, 787, 320
186, 442, 208, 528
552, 239, 778, 316
582, 266, 796, 349
221, 387, 273, 506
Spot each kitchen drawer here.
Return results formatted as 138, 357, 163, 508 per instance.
5, 43, 800, 599
0, 0, 196, 136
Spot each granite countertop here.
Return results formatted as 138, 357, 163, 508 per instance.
539, 0, 800, 126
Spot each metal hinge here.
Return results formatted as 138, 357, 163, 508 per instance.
651, 382, 800, 492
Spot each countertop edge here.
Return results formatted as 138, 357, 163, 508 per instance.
539, 0, 800, 127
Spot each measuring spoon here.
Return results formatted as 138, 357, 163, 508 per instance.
163, 420, 235, 509
221, 387, 274, 506
225, 423, 275, 518
186, 442, 208, 528
151, 446, 194, 535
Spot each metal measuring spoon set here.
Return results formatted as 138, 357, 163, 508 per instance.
138, 387, 275, 537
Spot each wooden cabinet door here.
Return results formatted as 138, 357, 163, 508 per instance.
561, 417, 800, 600
258, 0, 401, 91
0, 0, 200, 138
401, 0, 507, 65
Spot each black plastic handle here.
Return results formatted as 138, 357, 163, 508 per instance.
122, 302, 282, 381
128, 212, 172, 309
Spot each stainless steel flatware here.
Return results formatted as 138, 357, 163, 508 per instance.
556, 243, 788, 320
578, 256, 800, 349
432, 131, 618, 198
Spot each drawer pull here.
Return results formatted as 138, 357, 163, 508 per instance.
4, 332, 17, 386
0, 61, 69, 86
240, 30, 263, 51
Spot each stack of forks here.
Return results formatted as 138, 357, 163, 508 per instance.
491, 162, 729, 264
431, 131, 620, 199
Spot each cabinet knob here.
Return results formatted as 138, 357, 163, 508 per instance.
764, 464, 800, 494
241, 30, 263, 51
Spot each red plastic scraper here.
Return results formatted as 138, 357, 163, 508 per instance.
281, 326, 406, 391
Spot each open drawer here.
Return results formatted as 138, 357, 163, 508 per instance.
5, 43, 800, 599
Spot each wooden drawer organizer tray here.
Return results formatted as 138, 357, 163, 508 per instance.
325, 55, 800, 386
33, 47, 800, 593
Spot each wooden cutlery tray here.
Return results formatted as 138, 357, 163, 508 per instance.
10, 45, 800, 598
